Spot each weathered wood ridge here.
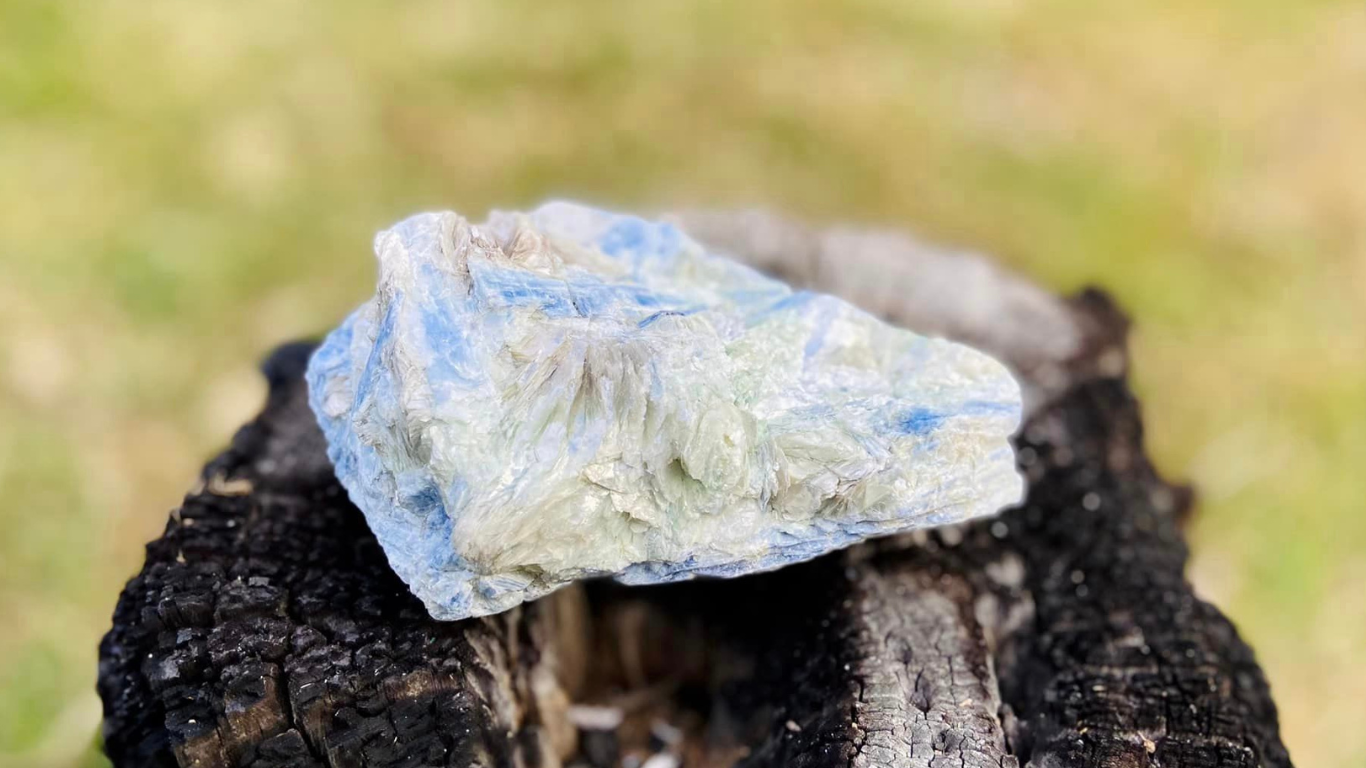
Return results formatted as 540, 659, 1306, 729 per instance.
98, 213, 1292, 767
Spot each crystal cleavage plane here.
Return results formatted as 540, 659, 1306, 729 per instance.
306, 203, 1024, 620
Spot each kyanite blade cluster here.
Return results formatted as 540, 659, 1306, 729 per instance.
306, 203, 1024, 620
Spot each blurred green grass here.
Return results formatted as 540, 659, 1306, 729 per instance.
1, 1, 1362, 766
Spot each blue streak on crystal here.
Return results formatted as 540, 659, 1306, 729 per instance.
596, 217, 682, 262
898, 407, 946, 436
638, 307, 701, 328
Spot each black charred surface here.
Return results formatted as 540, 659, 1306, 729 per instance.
664, 292, 1290, 768
988, 376, 1287, 768
99, 293, 1290, 768
98, 343, 577, 768
711, 381, 1288, 768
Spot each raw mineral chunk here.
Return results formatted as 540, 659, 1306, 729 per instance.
306, 203, 1023, 620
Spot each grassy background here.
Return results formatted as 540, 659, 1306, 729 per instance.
1, 1, 1363, 766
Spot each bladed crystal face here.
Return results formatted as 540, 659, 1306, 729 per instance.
307, 203, 1024, 620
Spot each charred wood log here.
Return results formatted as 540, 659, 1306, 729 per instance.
98, 341, 588, 768
98, 215, 1291, 768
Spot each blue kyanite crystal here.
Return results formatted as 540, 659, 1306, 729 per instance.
307, 203, 1023, 620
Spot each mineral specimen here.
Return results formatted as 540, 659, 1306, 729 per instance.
306, 203, 1023, 620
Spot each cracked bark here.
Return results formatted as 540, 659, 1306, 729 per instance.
99, 215, 1291, 767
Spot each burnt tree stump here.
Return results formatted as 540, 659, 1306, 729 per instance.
98, 213, 1292, 768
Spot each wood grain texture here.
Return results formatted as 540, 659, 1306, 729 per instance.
99, 218, 1291, 767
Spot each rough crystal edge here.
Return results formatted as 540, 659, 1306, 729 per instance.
307, 202, 1025, 620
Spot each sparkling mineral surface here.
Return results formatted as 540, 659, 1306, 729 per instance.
307, 203, 1024, 620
